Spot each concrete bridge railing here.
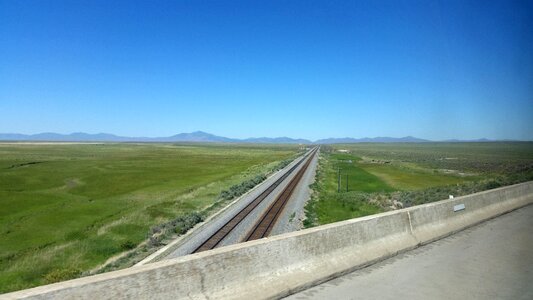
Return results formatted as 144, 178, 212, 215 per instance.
3, 181, 533, 300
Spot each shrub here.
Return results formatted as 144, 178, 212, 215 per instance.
44, 268, 81, 284
147, 211, 204, 246
218, 174, 267, 201
120, 240, 136, 250
148, 236, 161, 247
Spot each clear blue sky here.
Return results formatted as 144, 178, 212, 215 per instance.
1, 0, 532, 141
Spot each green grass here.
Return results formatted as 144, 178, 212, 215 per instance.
329, 153, 394, 193
0, 143, 298, 293
304, 152, 386, 225
358, 163, 475, 190
305, 142, 533, 227
311, 192, 381, 225
332, 142, 533, 174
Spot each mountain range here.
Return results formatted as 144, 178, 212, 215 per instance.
0, 131, 512, 144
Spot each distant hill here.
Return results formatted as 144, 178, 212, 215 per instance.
158, 131, 236, 143
0, 131, 308, 144
0, 132, 133, 142
243, 137, 312, 144
0, 132, 516, 144
442, 138, 496, 142
315, 136, 429, 144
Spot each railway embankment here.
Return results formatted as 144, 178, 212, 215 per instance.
139, 148, 315, 261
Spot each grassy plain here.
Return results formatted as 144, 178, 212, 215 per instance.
0, 143, 298, 293
305, 142, 533, 226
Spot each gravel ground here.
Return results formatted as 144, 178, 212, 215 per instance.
217, 148, 318, 245
149, 149, 313, 261
270, 148, 319, 235
217, 159, 306, 246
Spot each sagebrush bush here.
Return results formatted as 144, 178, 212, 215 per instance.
120, 240, 136, 250
219, 174, 267, 201
148, 211, 204, 241
44, 268, 81, 284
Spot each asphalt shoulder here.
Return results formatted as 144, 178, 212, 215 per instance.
285, 204, 533, 300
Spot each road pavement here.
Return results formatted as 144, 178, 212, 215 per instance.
285, 204, 533, 300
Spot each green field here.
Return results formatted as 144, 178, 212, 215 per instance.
0, 143, 299, 293
305, 143, 533, 226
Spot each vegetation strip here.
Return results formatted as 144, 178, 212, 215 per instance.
0, 143, 299, 293
305, 143, 533, 227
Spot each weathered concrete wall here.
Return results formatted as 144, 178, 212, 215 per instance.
409, 182, 533, 243
3, 181, 532, 300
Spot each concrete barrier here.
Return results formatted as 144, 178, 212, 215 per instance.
408, 181, 533, 244
3, 181, 532, 300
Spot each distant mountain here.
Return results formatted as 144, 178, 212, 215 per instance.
0, 132, 137, 142
243, 137, 312, 144
0, 132, 518, 144
443, 138, 493, 142
315, 136, 429, 144
0, 131, 308, 144
159, 131, 236, 143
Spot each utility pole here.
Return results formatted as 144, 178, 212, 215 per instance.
346, 174, 349, 192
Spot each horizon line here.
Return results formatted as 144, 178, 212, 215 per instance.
0, 131, 530, 143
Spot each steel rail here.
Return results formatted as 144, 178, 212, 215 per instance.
244, 147, 318, 241
192, 148, 316, 253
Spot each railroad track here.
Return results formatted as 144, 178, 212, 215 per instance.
245, 147, 318, 241
193, 147, 318, 253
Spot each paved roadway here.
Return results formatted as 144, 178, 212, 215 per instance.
286, 204, 533, 300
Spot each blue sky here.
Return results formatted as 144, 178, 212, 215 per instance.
1, 0, 532, 141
